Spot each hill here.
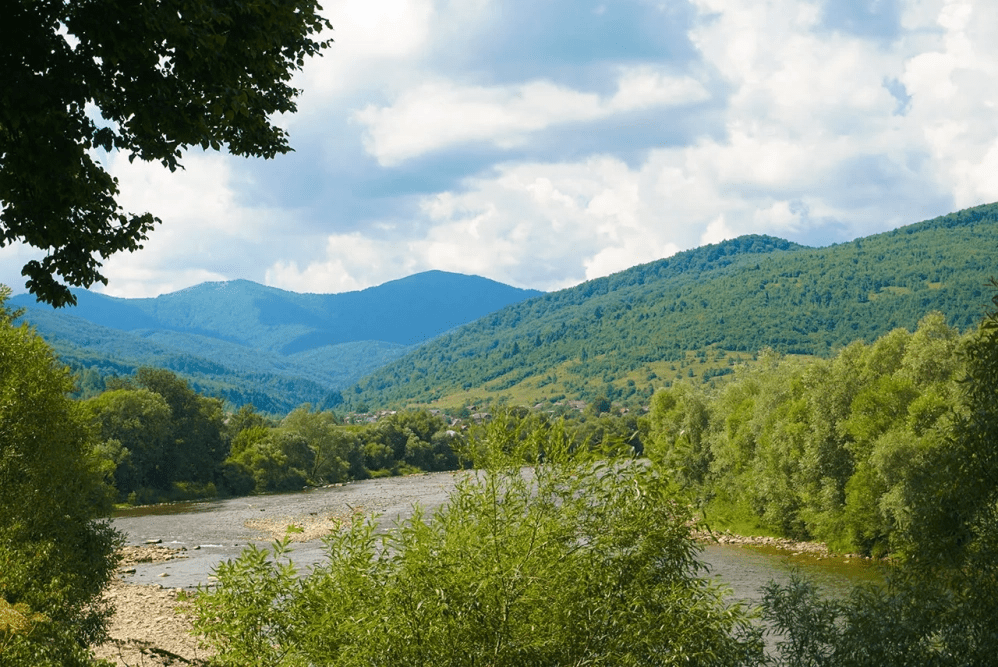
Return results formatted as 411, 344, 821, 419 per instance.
11, 271, 543, 413
346, 202, 998, 410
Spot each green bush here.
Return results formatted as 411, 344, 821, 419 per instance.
763, 570, 998, 667
192, 417, 764, 666
0, 287, 120, 666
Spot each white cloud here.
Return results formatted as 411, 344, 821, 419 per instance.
353, 68, 710, 165
266, 157, 696, 293
899, 0, 998, 207
291, 0, 435, 108
266, 233, 416, 294
0, 242, 45, 296
13, 0, 998, 303
313, 0, 997, 293
96, 152, 297, 298
700, 215, 734, 246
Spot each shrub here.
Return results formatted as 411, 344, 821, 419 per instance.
193, 416, 765, 666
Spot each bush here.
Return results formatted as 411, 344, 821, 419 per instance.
0, 287, 120, 666
192, 416, 765, 666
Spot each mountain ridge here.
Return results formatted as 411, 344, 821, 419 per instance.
10, 203, 998, 414
10, 271, 543, 412
346, 203, 998, 409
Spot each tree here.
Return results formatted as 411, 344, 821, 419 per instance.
282, 405, 349, 483
761, 285, 998, 665
0, 0, 332, 306
84, 388, 174, 497
135, 367, 227, 487
0, 286, 120, 665
226, 403, 273, 442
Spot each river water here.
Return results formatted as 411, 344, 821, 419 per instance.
113, 470, 881, 610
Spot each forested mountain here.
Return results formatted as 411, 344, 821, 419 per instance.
348, 202, 998, 409
11, 272, 542, 413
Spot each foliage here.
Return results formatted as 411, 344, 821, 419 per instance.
1, 0, 331, 305
0, 286, 120, 665
224, 407, 465, 493
192, 416, 765, 666
134, 367, 228, 484
894, 278, 998, 569
646, 313, 968, 555
85, 367, 228, 501
749, 283, 998, 665
762, 559, 998, 666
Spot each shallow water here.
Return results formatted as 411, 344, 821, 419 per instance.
113, 471, 465, 588
113, 469, 882, 607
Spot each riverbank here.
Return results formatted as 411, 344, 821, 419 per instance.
93, 580, 208, 666
95, 526, 878, 666
94, 545, 208, 666
698, 530, 873, 560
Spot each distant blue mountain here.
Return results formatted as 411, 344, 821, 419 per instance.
11, 271, 543, 413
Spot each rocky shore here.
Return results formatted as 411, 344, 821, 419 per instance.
93, 529, 869, 664
93, 545, 209, 667
698, 530, 873, 560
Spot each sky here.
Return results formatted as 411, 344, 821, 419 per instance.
4, 0, 998, 299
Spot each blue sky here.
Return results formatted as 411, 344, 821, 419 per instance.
4, 0, 996, 298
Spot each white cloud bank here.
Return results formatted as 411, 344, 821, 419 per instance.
13, 0, 992, 301
271, 0, 998, 295
97, 152, 302, 298
354, 69, 711, 166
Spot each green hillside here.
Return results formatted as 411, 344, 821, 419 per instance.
11, 271, 542, 413
19, 308, 395, 413
347, 203, 998, 410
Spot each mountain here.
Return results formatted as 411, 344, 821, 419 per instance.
347, 203, 998, 409
11, 271, 543, 413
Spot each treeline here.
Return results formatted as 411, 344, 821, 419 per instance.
646, 311, 970, 556
222, 407, 464, 496
83, 371, 466, 503
83, 369, 647, 504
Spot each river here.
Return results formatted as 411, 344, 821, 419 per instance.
113, 469, 881, 609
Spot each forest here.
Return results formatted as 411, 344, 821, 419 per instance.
350, 202, 998, 409
12, 271, 540, 414
10, 203, 998, 415
647, 312, 969, 557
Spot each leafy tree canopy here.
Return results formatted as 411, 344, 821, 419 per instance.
0, 0, 332, 306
